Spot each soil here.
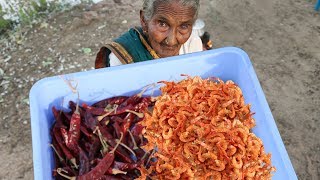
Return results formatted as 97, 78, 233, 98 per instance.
0, 0, 319, 179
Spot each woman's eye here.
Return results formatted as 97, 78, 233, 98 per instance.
180, 24, 189, 30
179, 24, 191, 34
158, 21, 167, 28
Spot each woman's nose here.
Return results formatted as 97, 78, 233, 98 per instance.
166, 30, 178, 46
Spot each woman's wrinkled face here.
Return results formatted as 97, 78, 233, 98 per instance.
141, 2, 196, 58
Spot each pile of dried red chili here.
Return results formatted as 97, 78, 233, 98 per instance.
50, 93, 155, 179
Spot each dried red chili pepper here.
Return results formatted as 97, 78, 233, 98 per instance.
52, 106, 67, 128
60, 107, 90, 143
133, 97, 152, 112
110, 116, 126, 123
96, 126, 133, 164
82, 103, 135, 117
111, 161, 138, 171
78, 147, 90, 176
105, 137, 133, 163
81, 103, 107, 115
95, 175, 122, 180
118, 173, 139, 180
131, 124, 144, 137
97, 123, 114, 140
120, 113, 135, 138
53, 127, 78, 169
88, 135, 101, 162
120, 110, 144, 140
114, 149, 134, 163
68, 101, 77, 113
60, 127, 69, 144
79, 133, 123, 179
111, 121, 122, 139
84, 111, 98, 131
52, 93, 155, 180
95, 126, 133, 163
80, 126, 91, 138
81, 140, 91, 154
120, 84, 155, 107
57, 133, 123, 180
130, 122, 148, 147
61, 111, 72, 125
119, 96, 142, 108
65, 103, 81, 155
92, 96, 128, 108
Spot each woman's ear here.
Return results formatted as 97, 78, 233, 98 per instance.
140, 10, 148, 33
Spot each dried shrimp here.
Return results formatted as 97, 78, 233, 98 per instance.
138, 76, 275, 179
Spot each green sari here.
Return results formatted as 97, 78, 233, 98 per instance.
95, 27, 159, 68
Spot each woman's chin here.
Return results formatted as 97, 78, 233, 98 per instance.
158, 50, 179, 58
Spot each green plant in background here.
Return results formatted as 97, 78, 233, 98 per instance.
18, 8, 30, 25
0, 4, 13, 34
0, 0, 51, 29
0, 0, 95, 36
18, 0, 50, 25
32, 0, 48, 12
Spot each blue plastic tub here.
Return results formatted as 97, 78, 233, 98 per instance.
29, 47, 297, 180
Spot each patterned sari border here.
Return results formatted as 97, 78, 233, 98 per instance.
133, 27, 160, 59
105, 42, 134, 64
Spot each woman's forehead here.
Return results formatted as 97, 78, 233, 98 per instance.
152, 1, 196, 21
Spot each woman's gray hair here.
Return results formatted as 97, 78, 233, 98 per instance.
142, 0, 200, 20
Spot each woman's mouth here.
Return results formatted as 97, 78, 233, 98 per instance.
161, 45, 178, 51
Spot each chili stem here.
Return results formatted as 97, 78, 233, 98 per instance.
97, 107, 117, 121
110, 132, 123, 154
104, 104, 118, 114
141, 151, 149, 161
49, 144, 64, 162
105, 120, 110, 126
145, 148, 156, 167
94, 127, 109, 154
125, 110, 144, 118
75, 92, 80, 114
127, 129, 138, 150
116, 140, 137, 157
70, 158, 78, 169
56, 168, 76, 180
137, 83, 156, 97
111, 168, 127, 175
151, 96, 158, 102
139, 134, 144, 146
104, 104, 112, 111
59, 75, 78, 94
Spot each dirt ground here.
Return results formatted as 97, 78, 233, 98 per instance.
0, 0, 319, 179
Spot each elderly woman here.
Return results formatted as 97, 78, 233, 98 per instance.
95, 0, 210, 68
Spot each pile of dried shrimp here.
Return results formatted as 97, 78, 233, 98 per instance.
138, 76, 275, 180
